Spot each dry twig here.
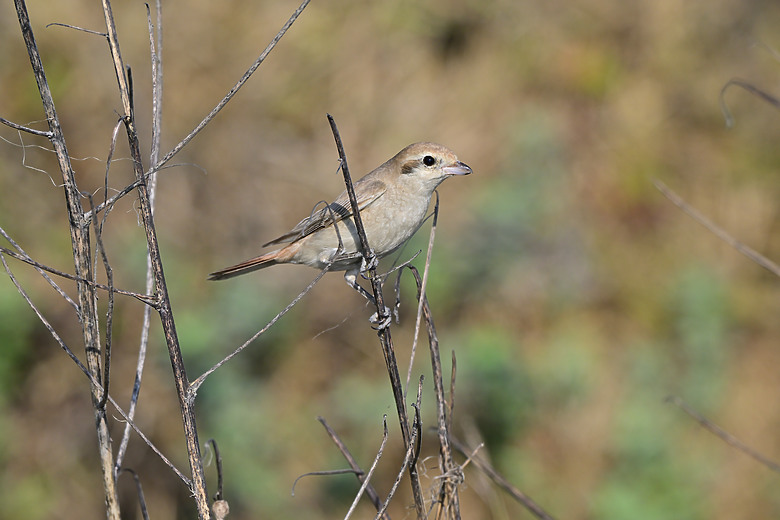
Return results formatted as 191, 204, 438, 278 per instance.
327, 115, 428, 516
667, 396, 780, 473
451, 437, 555, 520
654, 180, 780, 277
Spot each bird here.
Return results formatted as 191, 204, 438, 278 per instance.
208, 142, 472, 306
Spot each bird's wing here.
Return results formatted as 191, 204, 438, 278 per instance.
262, 178, 387, 246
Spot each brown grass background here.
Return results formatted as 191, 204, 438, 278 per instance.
1, 0, 780, 518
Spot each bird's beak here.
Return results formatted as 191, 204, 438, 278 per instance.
442, 161, 472, 176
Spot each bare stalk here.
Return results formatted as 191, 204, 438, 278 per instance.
404, 266, 460, 519
327, 115, 426, 517
404, 192, 439, 397
116, 0, 164, 474
375, 379, 424, 520
451, 437, 556, 520
344, 416, 389, 520
98, 0, 211, 517
317, 417, 391, 519
83, 0, 313, 222
667, 396, 780, 473
12, 1, 121, 517
654, 180, 780, 277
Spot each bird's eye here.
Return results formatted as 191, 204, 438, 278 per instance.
422, 155, 436, 167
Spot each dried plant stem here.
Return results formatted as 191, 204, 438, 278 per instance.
99, 0, 211, 516
344, 417, 389, 520
654, 180, 780, 277
405, 266, 460, 519
317, 417, 391, 519
327, 115, 426, 517
3, 248, 191, 485
192, 263, 330, 392
667, 396, 780, 473
13, 1, 120, 517
118, 469, 151, 520
0, 245, 154, 304
9, 0, 314, 517
451, 437, 555, 520
116, 0, 164, 474
84, 0, 312, 223
404, 192, 439, 397
0, 115, 52, 137
376, 381, 424, 520
719, 78, 780, 129
0, 226, 78, 310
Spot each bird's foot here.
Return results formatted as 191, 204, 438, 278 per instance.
369, 307, 392, 330
360, 254, 379, 275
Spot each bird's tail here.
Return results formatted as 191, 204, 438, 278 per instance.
207, 245, 296, 281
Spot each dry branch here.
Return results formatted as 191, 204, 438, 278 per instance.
654, 180, 780, 277
13, 1, 121, 517
98, 0, 211, 513
317, 417, 391, 519
451, 437, 555, 520
327, 115, 427, 516
667, 396, 780, 473
403, 265, 461, 519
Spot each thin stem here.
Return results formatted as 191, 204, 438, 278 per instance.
0, 226, 78, 311
405, 265, 460, 518
317, 417, 391, 519
192, 264, 331, 393
117, 469, 151, 520
0, 245, 155, 304
326, 115, 425, 517
654, 180, 780, 277
344, 416, 389, 520
13, 2, 120, 517
116, 0, 164, 474
3, 247, 190, 485
100, 0, 210, 516
207, 439, 225, 501
451, 437, 556, 520
0, 116, 53, 137
83, 0, 311, 222
719, 78, 780, 128
1, 254, 91, 379
375, 381, 424, 520
405, 191, 439, 397
667, 396, 780, 473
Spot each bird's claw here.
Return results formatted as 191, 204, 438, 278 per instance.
370, 307, 392, 330
360, 254, 379, 275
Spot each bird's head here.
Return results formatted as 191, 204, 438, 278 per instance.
394, 142, 472, 192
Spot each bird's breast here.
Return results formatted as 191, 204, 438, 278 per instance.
364, 191, 431, 256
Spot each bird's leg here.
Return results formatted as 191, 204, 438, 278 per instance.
344, 269, 391, 329
344, 269, 375, 303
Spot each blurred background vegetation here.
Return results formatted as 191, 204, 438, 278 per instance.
1, 0, 780, 518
